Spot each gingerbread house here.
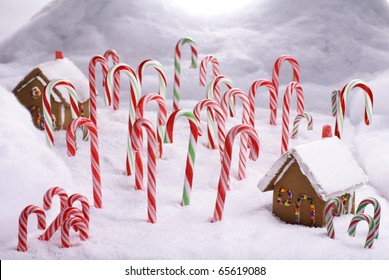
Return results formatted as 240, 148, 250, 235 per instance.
12, 52, 89, 130
258, 137, 368, 227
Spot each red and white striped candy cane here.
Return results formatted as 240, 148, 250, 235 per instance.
165, 110, 200, 206
271, 55, 300, 125
348, 213, 376, 249
105, 63, 141, 176
220, 88, 252, 181
199, 54, 220, 88
248, 79, 277, 126
173, 37, 198, 111
67, 117, 102, 208
17, 205, 46, 252
131, 118, 158, 223
137, 59, 167, 99
212, 124, 260, 223
61, 216, 89, 248
134, 94, 167, 190
39, 207, 85, 241
89, 55, 110, 127
281, 82, 304, 155
43, 186, 68, 212
291, 112, 313, 139
103, 49, 120, 110
66, 193, 90, 229
331, 89, 340, 117
335, 79, 373, 139
324, 197, 344, 239
356, 197, 381, 239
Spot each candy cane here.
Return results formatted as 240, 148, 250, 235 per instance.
106, 63, 141, 176
131, 118, 158, 223
291, 112, 313, 139
220, 89, 252, 181
135, 94, 167, 190
61, 216, 89, 248
17, 205, 46, 252
335, 79, 373, 139
271, 55, 300, 124
165, 110, 200, 206
212, 124, 260, 223
67, 117, 102, 208
89, 55, 110, 127
103, 49, 120, 110
331, 90, 340, 117
66, 194, 90, 229
173, 37, 198, 110
348, 213, 376, 249
199, 55, 220, 87
356, 197, 381, 239
281, 82, 304, 155
324, 197, 344, 239
43, 186, 68, 212
248, 79, 277, 126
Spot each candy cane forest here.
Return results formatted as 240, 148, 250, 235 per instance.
1, 0, 389, 260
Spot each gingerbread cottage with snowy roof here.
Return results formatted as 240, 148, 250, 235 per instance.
12, 52, 89, 130
258, 137, 368, 227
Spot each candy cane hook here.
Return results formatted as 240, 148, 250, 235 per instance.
17, 205, 46, 252
248, 79, 277, 126
103, 49, 121, 110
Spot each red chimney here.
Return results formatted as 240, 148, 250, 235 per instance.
55, 50, 64, 60
322, 125, 333, 138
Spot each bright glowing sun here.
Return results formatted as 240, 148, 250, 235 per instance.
169, 0, 252, 16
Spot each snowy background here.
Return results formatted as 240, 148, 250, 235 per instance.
0, 0, 388, 259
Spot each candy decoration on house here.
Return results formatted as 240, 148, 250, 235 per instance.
324, 197, 344, 239
61, 216, 89, 248
291, 112, 313, 139
258, 137, 368, 227
348, 213, 376, 249
281, 81, 304, 154
43, 186, 69, 212
103, 49, 121, 110
17, 205, 46, 252
331, 90, 340, 116
173, 37, 198, 110
271, 55, 300, 125
12, 51, 90, 131
212, 124, 260, 223
67, 117, 102, 208
295, 194, 315, 226
356, 197, 381, 239
106, 63, 141, 176
131, 118, 158, 223
334, 79, 373, 139
248, 79, 277, 126
165, 110, 200, 206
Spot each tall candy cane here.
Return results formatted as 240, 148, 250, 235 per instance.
356, 197, 381, 239
335, 79, 373, 139
212, 124, 260, 223
348, 213, 376, 249
324, 197, 344, 239
67, 117, 102, 208
61, 216, 89, 248
131, 118, 158, 223
271, 55, 300, 124
43, 186, 68, 211
291, 112, 313, 139
106, 63, 141, 176
173, 37, 198, 110
248, 79, 277, 126
66, 194, 90, 229
281, 82, 304, 155
17, 205, 46, 252
331, 90, 340, 117
103, 49, 120, 110
165, 110, 200, 206
220, 89, 252, 181
89, 55, 110, 127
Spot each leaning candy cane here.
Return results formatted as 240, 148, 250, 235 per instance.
67, 117, 102, 208
43, 186, 68, 211
248, 79, 277, 126
324, 197, 344, 239
281, 82, 304, 155
331, 90, 340, 117
131, 118, 158, 223
220, 89, 252, 181
66, 194, 90, 229
348, 213, 376, 249
291, 112, 313, 139
17, 205, 46, 252
356, 197, 381, 239
212, 124, 260, 223
89, 55, 110, 127
61, 216, 89, 248
106, 63, 141, 176
271, 55, 300, 124
335, 79, 373, 139
165, 110, 200, 206
173, 37, 198, 110
104, 49, 120, 110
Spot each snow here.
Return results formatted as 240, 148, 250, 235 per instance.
0, 0, 389, 260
